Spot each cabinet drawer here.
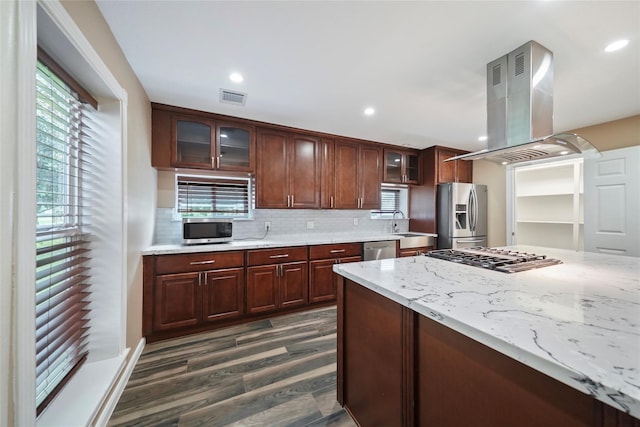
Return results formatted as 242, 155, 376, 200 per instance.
155, 251, 245, 274
309, 243, 362, 260
247, 246, 307, 266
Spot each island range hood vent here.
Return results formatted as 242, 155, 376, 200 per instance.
449, 41, 600, 165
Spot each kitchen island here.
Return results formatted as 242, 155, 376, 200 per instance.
333, 246, 640, 426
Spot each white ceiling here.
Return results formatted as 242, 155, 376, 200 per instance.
96, 1, 640, 151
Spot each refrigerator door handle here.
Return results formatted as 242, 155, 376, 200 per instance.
469, 187, 477, 232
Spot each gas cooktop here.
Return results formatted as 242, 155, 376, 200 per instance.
426, 247, 562, 273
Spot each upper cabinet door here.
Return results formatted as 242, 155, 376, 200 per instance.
216, 122, 255, 172
172, 115, 216, 169
289, 134, 322, 209
384, 151, 403, 183
256, 129, 289, 208
334, 140, 360, 209
359, 145, 382, 209
384, 149, 420, 184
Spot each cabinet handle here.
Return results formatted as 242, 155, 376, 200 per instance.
287, 195, 291, 207
211, 156, 215, 168
190, 260, 216, 265
291, 194, 294, 206
330, 249, 346, 254
269, 254, 289, 259
216, 156, 220, 169
330, 196, 334, 208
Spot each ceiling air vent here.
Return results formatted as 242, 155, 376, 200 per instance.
219, 89, 247, 106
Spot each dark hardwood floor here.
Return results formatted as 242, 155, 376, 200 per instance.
108, 306, 355, 427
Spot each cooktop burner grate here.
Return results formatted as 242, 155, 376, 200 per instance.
426, 247, 562, 273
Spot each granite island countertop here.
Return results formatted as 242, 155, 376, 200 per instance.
142, 232, 436, 255
333, 246, 640, 418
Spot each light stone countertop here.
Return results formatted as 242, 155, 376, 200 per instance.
333, 246, 640, 418
142, 232, 437, 255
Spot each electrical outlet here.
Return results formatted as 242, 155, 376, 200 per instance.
306, 221, 315, 229
264, 221, 271, 231
353, 217, 359, 226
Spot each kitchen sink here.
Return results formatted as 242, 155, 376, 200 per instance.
393, 233, 435, 249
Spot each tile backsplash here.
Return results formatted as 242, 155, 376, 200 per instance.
154, 208, 409, 244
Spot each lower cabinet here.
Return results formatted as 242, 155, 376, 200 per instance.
246, 246, 308, 315
147, 251, 246, 335
309, 243, 362, 303
398, 245, 434, 257
154, 268, 244, 331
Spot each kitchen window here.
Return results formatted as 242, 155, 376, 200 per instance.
371, 185, 408, 219
176, 175, 253, 219
35, 53, 96, 415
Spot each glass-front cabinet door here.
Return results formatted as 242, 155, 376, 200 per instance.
405, 153, 419, 183
384, 149, 420, 184
216, 123, 254, 172
171, 115, 254, 171
385, 151, 403, 183
173, 115, 215, 169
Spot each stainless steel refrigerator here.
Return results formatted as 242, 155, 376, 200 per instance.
437, 183, 488, 249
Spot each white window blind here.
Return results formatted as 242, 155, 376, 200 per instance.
35, 59, 92, 415
380, 188, 401, 213
177, 176, 250, 218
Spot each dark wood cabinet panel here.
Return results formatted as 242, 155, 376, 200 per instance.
337, 279, 638, 426
309, 260, 336, 303
409, 146, 473, 233
333, 140, 360, 209
384, 149, 420, 184
246, 265, 279, 315
154, 272, 201, 331
359, 144, 382, 210
398, 246, 433, 257
436, 147, 472, 184
309, 255, 361, 303
246, 246, 309, 314
202, 268, 244, 322
327, 139, 382, 210
280, 261, 308, 308
256, 129, 289, 208
309, 243, 362, 304
256, 129, 321, 209
151, 104, 255, 172
290, 134, 321, 208
155, 251, 245, 274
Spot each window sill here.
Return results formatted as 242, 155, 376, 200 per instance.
37, 352, 128, 427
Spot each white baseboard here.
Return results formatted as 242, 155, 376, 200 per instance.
92, 338, 146, 427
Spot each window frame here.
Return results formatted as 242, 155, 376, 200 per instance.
175, 173, 254, 220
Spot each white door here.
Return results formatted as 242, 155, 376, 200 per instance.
584, 146, 640, 256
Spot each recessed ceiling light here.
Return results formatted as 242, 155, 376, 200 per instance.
478, 135, 488, 142
229, 72, 244, 83
560, 151, 570, 155
605, 39, 629, 53
364, 107, 375, 116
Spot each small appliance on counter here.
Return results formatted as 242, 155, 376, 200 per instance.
437, 183, 487, 249
182, 218, 232, 245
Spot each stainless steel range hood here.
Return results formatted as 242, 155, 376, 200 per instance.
449, 41, 600, 165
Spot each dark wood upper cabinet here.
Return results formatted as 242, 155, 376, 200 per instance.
325, 139, 381, 210
384, 149, 420, 184
256, 128, 321, 209
151, 105, 255, 172
436, 147, 471, 183
409, 146, 472, 233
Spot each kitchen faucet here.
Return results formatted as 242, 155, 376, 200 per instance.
392, 210, 405, 233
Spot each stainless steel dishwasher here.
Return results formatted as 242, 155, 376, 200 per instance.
363, 240, 396, 260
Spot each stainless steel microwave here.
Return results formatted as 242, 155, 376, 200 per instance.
182, 218, 233, 245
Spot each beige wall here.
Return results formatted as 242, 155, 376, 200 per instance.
473, 115, 640, 247
61, 1, 155, 350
